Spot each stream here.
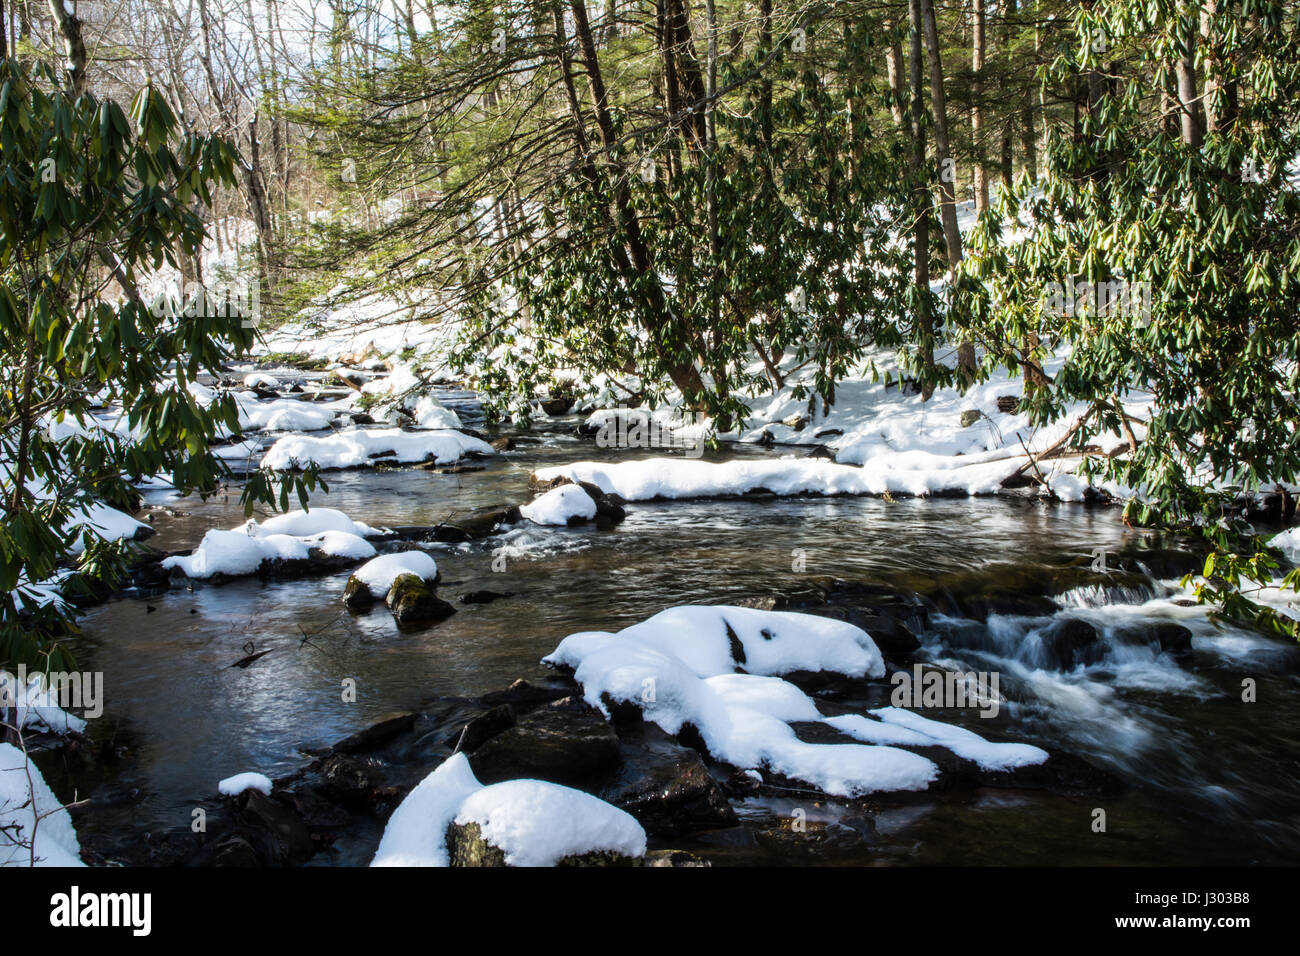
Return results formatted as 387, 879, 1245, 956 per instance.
37, 396, 1300, 867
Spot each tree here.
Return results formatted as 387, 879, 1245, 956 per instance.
960, 0, 1300, 639
0, 58, 319, 668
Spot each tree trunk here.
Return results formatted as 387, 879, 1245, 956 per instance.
569, 0, 706, 401
921, 0, 976, 377
1176, 15, 1204, 147
908, 0, 936, 398
972, 0, 989, 213
885, 22, 906, 129
47, 0, 87, 95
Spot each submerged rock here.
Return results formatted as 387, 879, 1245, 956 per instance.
1114, 621, 1194, 656
330, 713, 417, 755
460, 589, 512, 605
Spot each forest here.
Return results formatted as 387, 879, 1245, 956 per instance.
0, 0, 1298, 879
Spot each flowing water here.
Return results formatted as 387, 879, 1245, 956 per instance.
44, 397, 1300, 866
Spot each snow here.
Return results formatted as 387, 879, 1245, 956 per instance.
0, 671, 87, 734
71, 501, 150, 546
828, 709, 1049, 772
544, 605, 1050, 795
454, 779, 646, 867
163, 529, 306, 578
218, 772, 273, 797
239, 398, 337, 433
161, 509, 380, 579
372, 753, 484, 867
371, 753, 645, 867
411, 396, 463, 429
519, 484, 597, 526
545, 607, 943, 796
547, 605, 885, 680
0, 742, 84, 867
532, 453, 1037, 502
255, 508, 377, 538
351, 551, 438, 597
1271, 527, 1300, 562
243, 372, 279, 389
261, 426, 494, 471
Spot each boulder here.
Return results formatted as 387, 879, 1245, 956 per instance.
342, 575, 376, 609
600, 727, 737, 835
469, 697, 621, 786
450, 704, 517, 753
1039, 617, 1105, 669
960, 409, 983, 427
387, 573, 457, 627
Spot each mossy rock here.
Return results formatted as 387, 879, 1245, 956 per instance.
445, 821, 639, 867
386, 573, 456, 626
342, 575, 376, 609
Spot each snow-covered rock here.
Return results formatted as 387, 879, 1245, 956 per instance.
519, 484, 598, 526
218, 772, 273, 797
545, 606, 1047, 796
371, 753, 645, 867
255, 508, 377, 538
350, 551, 439, 598
261, 426, 493, 471
161, 509, 380, 580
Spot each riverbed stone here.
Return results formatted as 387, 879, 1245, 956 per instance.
330, 713, 417, 754
1039, 617, 1104, 669
318, 753, 389, 813
342, 574, 376, 609
600, 726, 737, 835
468, 696, 621, 786
237, 789, 315, 865
387, 573, 457, 626
450, 704, 517, 753
436, 505, 522, 541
